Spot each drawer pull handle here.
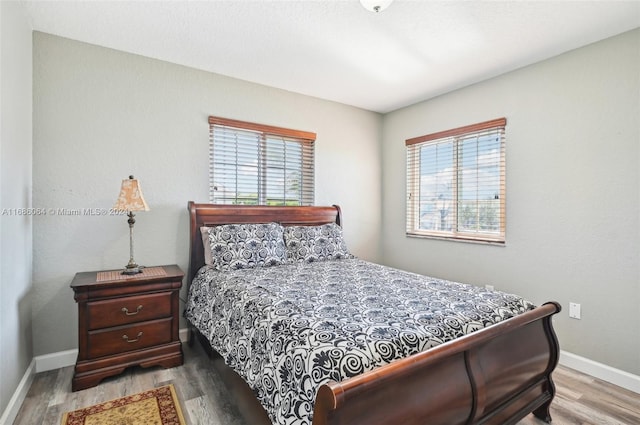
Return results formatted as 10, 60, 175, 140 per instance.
122, 332, 143, 343
122, 305, 143, 316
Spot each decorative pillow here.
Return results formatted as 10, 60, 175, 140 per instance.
207, 222, 286, 271
284, 223, 354, 263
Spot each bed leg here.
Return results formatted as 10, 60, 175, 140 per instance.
187, 325, 195, 347
532, 400, 552, 423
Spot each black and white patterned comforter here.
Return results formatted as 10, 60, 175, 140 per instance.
185, 258, 535, 425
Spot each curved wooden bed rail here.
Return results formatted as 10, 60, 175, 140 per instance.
313, 302, 561, 425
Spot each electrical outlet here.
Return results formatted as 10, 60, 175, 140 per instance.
569, 302, 581, 319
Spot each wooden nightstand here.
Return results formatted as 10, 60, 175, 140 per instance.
70, 264, 184, 391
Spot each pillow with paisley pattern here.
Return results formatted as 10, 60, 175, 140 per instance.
207, 222, 287, 271
284, 223, 354, 263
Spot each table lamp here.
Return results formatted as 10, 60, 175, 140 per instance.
113, 175, 149, 275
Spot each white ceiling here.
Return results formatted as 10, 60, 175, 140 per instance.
23, 0, 640, 113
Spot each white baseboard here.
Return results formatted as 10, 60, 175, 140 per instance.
0, 359, 35, 425
35, 349, 78, 373
559, 350, 640, 394
179, 327, 189, 344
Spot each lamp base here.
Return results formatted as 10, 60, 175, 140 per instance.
122, 264, 143, 275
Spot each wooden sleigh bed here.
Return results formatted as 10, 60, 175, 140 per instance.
186, 201, 561, 425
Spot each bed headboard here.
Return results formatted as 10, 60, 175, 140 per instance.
187, 201, 343, 284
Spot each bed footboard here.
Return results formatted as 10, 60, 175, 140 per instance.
313, 302, 561, 425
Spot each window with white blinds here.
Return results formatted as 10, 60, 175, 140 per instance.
406, 118, 506, 244
209, 116, 315, 206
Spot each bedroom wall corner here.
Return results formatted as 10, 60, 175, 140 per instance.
0, 1, 34, 422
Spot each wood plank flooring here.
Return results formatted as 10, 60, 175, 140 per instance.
13, 341, 640, 424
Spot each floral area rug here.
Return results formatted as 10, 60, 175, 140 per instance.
61, 384, 186, 425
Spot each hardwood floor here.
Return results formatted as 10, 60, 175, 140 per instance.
517, 366, 640, 425
13, 341, 640, 425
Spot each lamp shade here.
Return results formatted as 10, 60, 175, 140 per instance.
113, 175, 150, 212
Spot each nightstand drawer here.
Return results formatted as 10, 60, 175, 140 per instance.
87, 318, 173, 358
87, 292, 172, 330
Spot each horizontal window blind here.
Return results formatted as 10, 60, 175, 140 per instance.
209, 116, 315, 206
406, 118, 506, 243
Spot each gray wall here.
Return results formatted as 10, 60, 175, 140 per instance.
0, 1, 34, 417
381, 29, 640, 375
32, 32, 382, 357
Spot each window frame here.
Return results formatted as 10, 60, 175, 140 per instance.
406, 117, 506, 244
208, 116, 316, 206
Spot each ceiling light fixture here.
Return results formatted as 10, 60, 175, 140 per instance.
360, 0, 394, 13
